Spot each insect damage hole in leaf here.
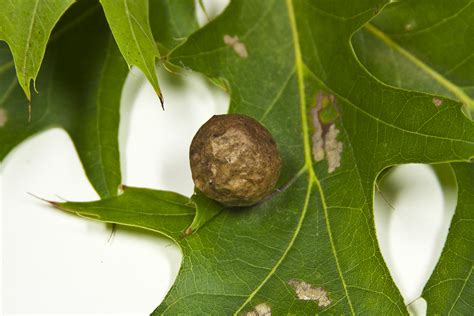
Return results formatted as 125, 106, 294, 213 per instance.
373, 164, 458, 303
310, 91, 343, 173
195, 0, 230, 27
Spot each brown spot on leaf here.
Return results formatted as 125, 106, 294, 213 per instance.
288, 279, 331, 307
432, 97, 443, 107
311, 92, 343, 173
311, 106, 325, 162
0, 108, 7, 127
184, 226, 193, 235
224, 35, 248, 58
325, 124, 343, 173
245, 302, 271, 316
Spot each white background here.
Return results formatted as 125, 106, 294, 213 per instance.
1, 1, 458, 314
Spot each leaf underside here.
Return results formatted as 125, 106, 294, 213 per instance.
0, 0, 128, 198
0, 0, 74, 101
0, 0, 198, 199
100, 0, 164, 104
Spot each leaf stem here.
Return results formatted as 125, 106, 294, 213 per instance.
286, 1, 356, 314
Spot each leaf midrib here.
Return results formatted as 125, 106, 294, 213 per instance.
21, 0, 40, 98
286, 0, 356, 314
233, 168, 311, 315
233, 1, 356, 314
122, 0, 158, 89
72, 206, 194, 217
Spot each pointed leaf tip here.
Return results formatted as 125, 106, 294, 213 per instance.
159, 94, 164, 110
0, 0, 75, 104
27, 192, 60, 207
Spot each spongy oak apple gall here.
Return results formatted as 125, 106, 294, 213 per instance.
189, 114, 282, 207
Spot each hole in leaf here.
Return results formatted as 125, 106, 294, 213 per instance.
195, 0, 230, 26
374, 164, 457, 304
407, 297, 427, 316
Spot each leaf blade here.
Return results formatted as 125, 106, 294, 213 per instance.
352, 0, 474, 111
0, 1, 128, 198
0, 0, 194, 198
0, 0, 74, 101
44, 0, 474, 314
100, 0, 163, 104
186, 190, 224, 234
163, 0, 474, 313
56, 186, 195, 239
149, 0, 199, 53
351, 2, 474, 313
422, 163, 474, 315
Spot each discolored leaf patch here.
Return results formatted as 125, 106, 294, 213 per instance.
288, 279, 331, 307
310, 92, 343, 173
245, 303, 272, 316
224, 34, 249, 58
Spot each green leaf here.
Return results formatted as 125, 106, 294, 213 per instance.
0, 1, 128, 198
54, 0, 474, 314
149, 0, 199, 53
164, 0, 474, 312
0, 0, 195, 198
0, 0, 74, 101
352, 4, 474, 313
100, 0, 164, 105
352, 0, 474, 112
185, 190, 224, 235
423, 163, 474, 314
56, 186, 195, 239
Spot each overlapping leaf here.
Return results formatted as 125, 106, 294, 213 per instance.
353, 0, 474, 111
0, 1, 128, 198
150, 0, 199, 53
57, 186, 196, 238
159, 0, 474, 313
0, 0, 74, 102
186, 190, 224, 234
0, 0, 198, 198
352, 1, 474, 313
52, 0, 474, 314
100, 0, 164, 105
